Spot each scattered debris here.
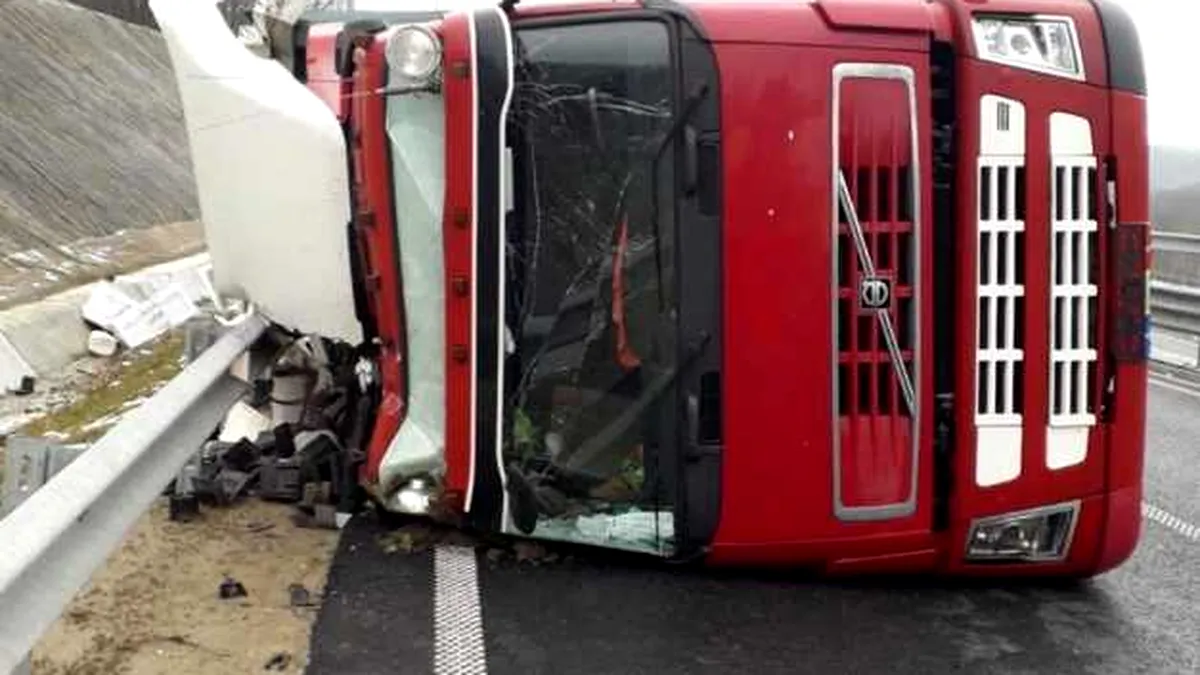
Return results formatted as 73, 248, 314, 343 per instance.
218, 576, 248, 600
86, 329, 119, 357
270, 366, 313, 426
12, 375, 35, 396
287, 583, 313, 608
214, 469, 257, 506
218, 401, 272, 444
260, 454, 303, 502
377, 524, 438, 555
264, 651, 292, 671
82, 277, 199, 350
169, 492, 201, 522
312, 503, 339, 530
513, 541, 549, 564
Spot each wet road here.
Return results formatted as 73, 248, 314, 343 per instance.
308, 380, 1200, 675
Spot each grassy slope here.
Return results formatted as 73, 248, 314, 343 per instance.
22, 333, 185, 444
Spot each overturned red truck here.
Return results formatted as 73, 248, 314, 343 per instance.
151, 0, 1150, 577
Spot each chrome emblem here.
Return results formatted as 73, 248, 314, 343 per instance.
859, 276, 892, 311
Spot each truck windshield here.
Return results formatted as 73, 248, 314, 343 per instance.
502, 19, 680, 555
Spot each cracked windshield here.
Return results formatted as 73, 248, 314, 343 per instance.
502, 20, 677, 555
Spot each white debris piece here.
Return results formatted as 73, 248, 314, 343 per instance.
82, 280, 199, 349
81, 282, 140, 332
86, 330, 119, 357
218, 401, 272, 443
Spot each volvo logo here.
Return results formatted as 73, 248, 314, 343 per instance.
859, 276, 892, 311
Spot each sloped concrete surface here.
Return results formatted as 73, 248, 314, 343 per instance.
0, 0, 197, 254
0, 253, 211, 392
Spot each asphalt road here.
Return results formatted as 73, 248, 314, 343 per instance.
308, 380, 1200, 675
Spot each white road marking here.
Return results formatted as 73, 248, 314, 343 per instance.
434, 546, 488, 675
1144, 380, 1200, 543
1142, 502, 1200, 543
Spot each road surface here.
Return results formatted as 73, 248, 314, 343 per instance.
307, 379, 1200, 675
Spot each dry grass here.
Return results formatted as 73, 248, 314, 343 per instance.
20, 332, 185, 444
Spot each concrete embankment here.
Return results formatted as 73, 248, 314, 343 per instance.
0, 0, 197, 254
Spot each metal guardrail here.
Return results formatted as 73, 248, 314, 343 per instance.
1150, 279, 1200, 336
1151, 231, 1200, 256
1151, 231, 1200, 339
0, 315, 267, 673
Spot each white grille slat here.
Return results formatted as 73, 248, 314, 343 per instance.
1047, 112, 1098, 471
975, 95, 1026, 488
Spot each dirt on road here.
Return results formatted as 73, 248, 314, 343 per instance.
31, 499, 340, 675
1, 326, 341, 674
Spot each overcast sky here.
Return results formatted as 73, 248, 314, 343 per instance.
1117, 0, 1200, 148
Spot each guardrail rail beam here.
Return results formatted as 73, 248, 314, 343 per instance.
0, 315, 268, 673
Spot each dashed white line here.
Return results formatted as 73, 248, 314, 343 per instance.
434, 546, 488, 675
1142, 502, 1200, 543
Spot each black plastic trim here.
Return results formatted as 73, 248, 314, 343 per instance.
930, 39, 957, 533
336, 20, 389, 78
1089, 0, 1147, 95
345, 221, 376, 343
467, 8, 512, 533
672, 16, 724, 558
640, 0, 714, 43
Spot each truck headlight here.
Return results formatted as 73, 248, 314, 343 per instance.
386, 24, 442, 84
971, 15, 1084, 80
393, 476, 435, 515
966, 501, 1079, 562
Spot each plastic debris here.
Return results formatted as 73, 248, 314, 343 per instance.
82, 278, 199, 349
264, 652, 292, 671
287, 583, 312, 608
218, 576, 247, 599
12, 375, 34, 396
213, 469, 255, 506
513, 541, 550, 564
217, 401, 272, 443
86, 330, 119, 357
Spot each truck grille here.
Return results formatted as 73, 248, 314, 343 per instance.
832, 64, 920, 519
975, 95, 1026, 488
977, 159, 1026, 420
1046, 113, 1099, 470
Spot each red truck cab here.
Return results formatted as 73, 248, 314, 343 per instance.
157, 0, 1149, 577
